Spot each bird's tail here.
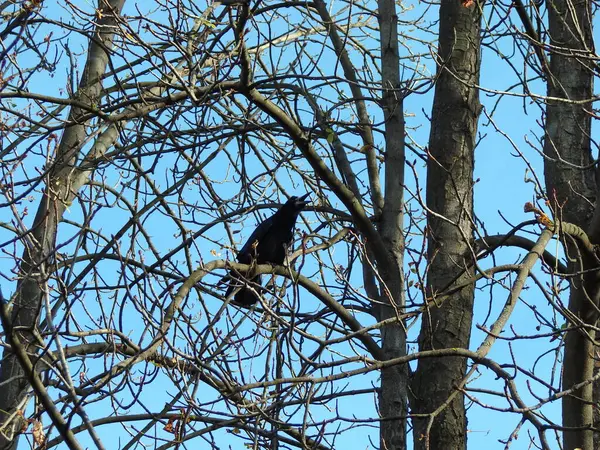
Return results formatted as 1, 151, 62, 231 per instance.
225, 274, 262, 306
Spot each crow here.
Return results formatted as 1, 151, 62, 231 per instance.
225, 194, 310, 305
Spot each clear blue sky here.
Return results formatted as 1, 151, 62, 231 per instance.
0, 1, 575, 449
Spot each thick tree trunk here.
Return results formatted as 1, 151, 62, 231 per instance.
377, 1, 408, 449
411, 2, 482, 449
543, 1, 596, 449
0, 1, 125, 448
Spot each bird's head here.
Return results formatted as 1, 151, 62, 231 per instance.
285, 193, 310, 211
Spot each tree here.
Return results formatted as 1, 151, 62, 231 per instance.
411, 3, 481, 449
542, 1, 597, 449
0, 1, 599, 449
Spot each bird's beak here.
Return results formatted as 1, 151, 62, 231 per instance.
298, 193, 310, 207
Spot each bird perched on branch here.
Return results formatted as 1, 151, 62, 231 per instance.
225, 194, 310, 305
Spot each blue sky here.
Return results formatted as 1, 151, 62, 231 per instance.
0, 1, 582, 449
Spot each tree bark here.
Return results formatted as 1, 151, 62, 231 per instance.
411, 2, 482, 449
0, 1, 125, 448
377, 1, 408, 449
542, 1, 596, 449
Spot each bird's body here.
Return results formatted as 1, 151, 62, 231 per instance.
225, 194, 310, 305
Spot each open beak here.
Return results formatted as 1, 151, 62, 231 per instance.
297, 193, 310, 208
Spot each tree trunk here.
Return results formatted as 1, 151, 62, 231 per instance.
411, 2, 482, 449
377, 1, 408, 449
543, 1, 596, 449
0, 1, 125, 448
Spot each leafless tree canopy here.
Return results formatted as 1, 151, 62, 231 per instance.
0, 1, 599, 449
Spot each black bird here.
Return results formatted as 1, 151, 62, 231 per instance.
225, 194, 310, 305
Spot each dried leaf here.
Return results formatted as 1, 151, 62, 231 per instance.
32, 420, 45, 446
164, 417, 175, 433
20, 420, 30, 433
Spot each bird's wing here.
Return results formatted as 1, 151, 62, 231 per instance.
236, 215, 274, 261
